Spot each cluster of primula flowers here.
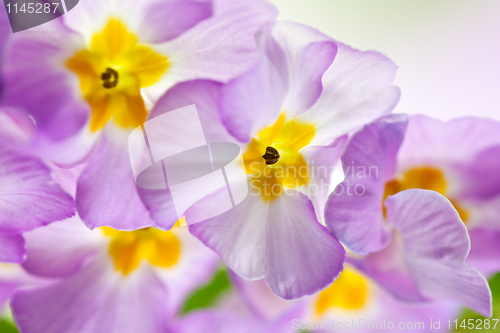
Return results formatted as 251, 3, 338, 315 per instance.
0, 0, 499, 332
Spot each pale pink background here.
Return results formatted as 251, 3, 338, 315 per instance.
270, 0, 500, 121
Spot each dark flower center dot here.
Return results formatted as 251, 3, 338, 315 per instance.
262, 146, 280, 165
101, 67, 119, 89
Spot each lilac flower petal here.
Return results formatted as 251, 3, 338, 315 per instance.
141, 80, 238, 229
272, 21, 337, 118
219, 21, 336, 142
296, 43, 401, 146
139, 0, 213, 43
466, 228, 500, 278
465, 196, 500, 231
371, 294, 457, 333
399, 115, 500, 173
322, 271, 458, 333
0, 108, 95, 173
32, 128, 100, 168
149, 80, 235, 144
325, 114, 408, 255
146, 0, 278, 102
62, 0, 211, 44
0, 285, 13, 310
76, 128, 152, 230
265, 301, 308, 333
348, 235, 429, 303
176, 307, 302, 333
154, 228, 220, 315
189, 188, 346, 300
398, 115, 500, 200
0, 264, 47, 309
21, 214, 217, 318
455, 145, 500, 200
386, 189, 492, 317
219, 34, 287, 143
22, 216, 102, 278
12, 259, 170, 333
0, 276, 20, 309
300, 135, 347, 222
0, 234, 25, 263
189, 191, 267, 280
175, 282, 306, 333
0, 147, 75, 234
0, 108, 36, 148
175, 311, 253, 333
50, 163, 85, 198
231, 274, 305, 322
4, 21, 89, 141
366, 293, 457, 333
136, 188, 177, 231
61, 0, 171, 42
264, 192, 345, 300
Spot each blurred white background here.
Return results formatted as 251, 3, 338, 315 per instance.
270, 0, 500, 121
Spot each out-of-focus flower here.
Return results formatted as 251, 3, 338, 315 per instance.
397, 115, 500, 277
9, 164, 219, 333
325, 114, 492, 316
0, 109, 75, 263
173, 308, 300, 333
0, 6, 74, 264
145, 20, 400, 300
2, 0, 278, 231
10, 212, 219, 333
170, 270, 304, 333
236, 264, 457, 332
0, 264, 47, 312
302, 265, 458, 332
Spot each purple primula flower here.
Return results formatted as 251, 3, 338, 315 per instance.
145, 21, 400, 300
170, 272, 304, 333
398, 115, 500, 277
0, 109, 75, 263
230, 272, 305, 324
237, 264, 457, 333
325, 114, 493, 316
306, 265, 458, 333
10, 206, 219, 332
173, 308, 301, 333
0, 7, 74, 262
2, 0, 278, 231
7, 162, 217, 333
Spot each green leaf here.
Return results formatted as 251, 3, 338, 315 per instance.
180, 266, 232, 315
453, 272, 500, 332
0, 318, 19, 333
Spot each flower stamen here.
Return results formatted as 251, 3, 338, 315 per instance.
101, 67, 119, 89
262, 146, 280, 165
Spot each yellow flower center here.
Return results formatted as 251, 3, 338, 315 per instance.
384, 167, 469, 222
102, 226, 181, 275
66, 18, 170, 131
243, 114, 315, 201
315, 267, 368, 315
